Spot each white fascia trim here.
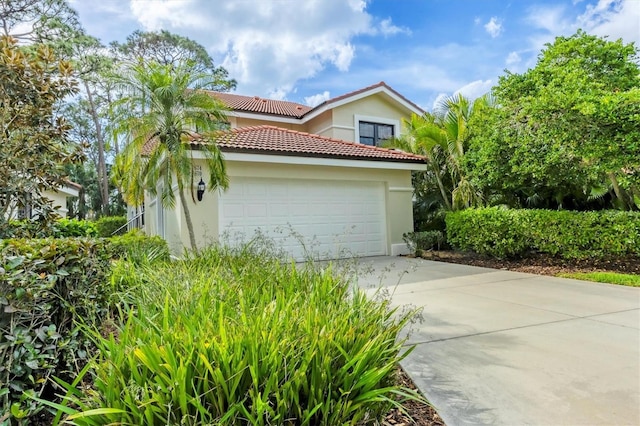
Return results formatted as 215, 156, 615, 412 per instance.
57, 185, 80, 197
354, 114, 401, 143
192, 151, 425, 171
302, 86, 423, 122
229, 87, 423, 126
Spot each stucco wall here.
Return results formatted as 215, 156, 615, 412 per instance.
330, 94, 409, 142
165, 157, 415, 257
44, 190, 69, 217
305, 110, 333, 138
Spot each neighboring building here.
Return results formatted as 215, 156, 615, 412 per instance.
44, 181, 82, 218
144, 82, 426, 260
6, 181, 81, 220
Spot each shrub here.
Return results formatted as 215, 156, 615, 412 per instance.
446, 207, 640, 259
53, 218, 98, 238
0, 219, 98, 239
404, 230, 448, 253
0, 238, 112, 423
95, 216, 127, 237
53, 245, 422, 425
108, 230, 170, 265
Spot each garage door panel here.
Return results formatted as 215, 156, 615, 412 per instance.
220, 178, 387, 260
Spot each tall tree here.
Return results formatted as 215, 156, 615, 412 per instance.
112, 61, 229, 250
111, 30, 236, 92
467, 30, 639, 210
68, 34, 117, 216
0, 0, 84, 55
0, 35, 80, 228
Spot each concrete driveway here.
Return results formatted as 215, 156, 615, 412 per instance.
356, 256, 640, 426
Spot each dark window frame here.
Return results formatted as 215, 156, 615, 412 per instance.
358, 121, 394, 146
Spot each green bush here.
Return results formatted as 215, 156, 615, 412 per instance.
0, 219, 98, 239
108, 230, 170, 265
53, 245, 422, 425
0, 238, 112, 423
94, 216, 127, 237
446, 207, 640, 259
404, 230, 448, 253
53, 218, 98, 238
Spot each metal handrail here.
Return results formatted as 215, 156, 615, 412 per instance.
111, 210, 144, 236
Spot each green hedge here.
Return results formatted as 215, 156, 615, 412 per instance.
446, 208, 640, 259
108, 231, 170, 265
0, 238, 112, 422
0, 218, 98, 239
95, 216, 127, 237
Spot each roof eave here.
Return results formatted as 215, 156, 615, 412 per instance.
217, 146, 426, 164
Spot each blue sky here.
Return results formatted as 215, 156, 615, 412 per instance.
70, 0, 639, 110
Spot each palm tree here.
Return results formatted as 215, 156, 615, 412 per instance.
112, 61, 229, 250
387, 93, 490, 211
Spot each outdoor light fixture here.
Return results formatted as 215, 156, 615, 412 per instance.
197, 178, 205, 201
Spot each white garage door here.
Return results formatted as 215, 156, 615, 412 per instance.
220, 177, 387, 260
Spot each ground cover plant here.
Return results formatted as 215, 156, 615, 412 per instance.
557, 272, 640, 287
48, 243, 423, 425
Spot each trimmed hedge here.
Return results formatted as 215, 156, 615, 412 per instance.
95, 216, 127, 237
0, 238, 112, 421
446, 208, 640, 259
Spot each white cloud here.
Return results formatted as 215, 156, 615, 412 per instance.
506, 51, 521, 66
304, 91, 331, 107
378, 18, 411, 36
526, 5, 570, 34
125, 0, 381, 99
484, 17, 503, 38
526, 0, 639, 48
578, 0, 640, 44
454, 80, 493, 100
430, 80, 493, 111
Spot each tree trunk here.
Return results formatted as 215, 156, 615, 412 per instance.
78, 185, 86, 220
432, 165, 452, 210
178, 184, 198, 251
608, 172, 631, 210
83, 79, 110, 216
106, 88, 118, 156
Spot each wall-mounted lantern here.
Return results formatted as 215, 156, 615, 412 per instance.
197, 178, 206, 201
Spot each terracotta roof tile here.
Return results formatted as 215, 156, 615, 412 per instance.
190, 125, 425, 163
207, 91, 312, 118
207, 81, 423, 119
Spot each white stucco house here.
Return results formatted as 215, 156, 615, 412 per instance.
4, 181, 81, 220
143, 82, 427, 259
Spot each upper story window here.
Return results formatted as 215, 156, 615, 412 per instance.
358, 121, 394, 146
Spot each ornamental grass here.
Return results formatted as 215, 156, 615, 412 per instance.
46, 243, 421, 425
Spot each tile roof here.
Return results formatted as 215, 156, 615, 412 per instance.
207, 91, 312, 118
190, 125, 425, 163
207, 81, 424, 119
314, 81, 425, 114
